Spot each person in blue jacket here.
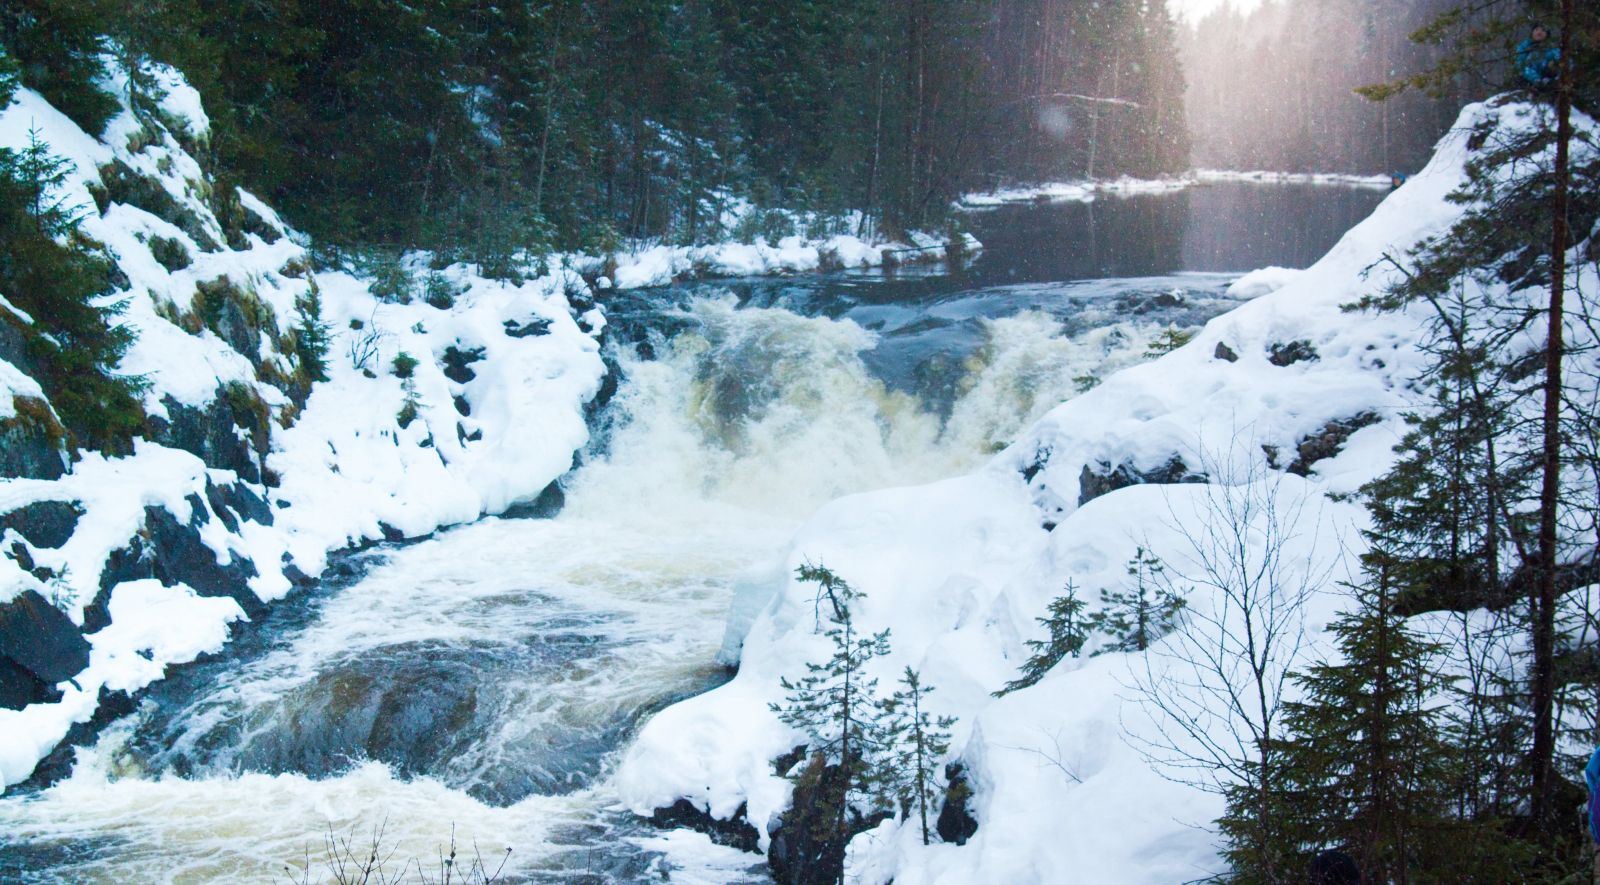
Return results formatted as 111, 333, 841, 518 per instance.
1517, 24, 1561, 88
1587, 745, 1600, 845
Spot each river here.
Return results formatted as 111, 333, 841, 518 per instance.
0, 181, 1385, 884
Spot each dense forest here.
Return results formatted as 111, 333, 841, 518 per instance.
1, 0, 1189, 260
1181, 0, 1493, 174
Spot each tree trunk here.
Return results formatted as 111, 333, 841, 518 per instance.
1531, 0, 1575, 834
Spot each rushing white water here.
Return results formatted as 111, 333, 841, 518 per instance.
0, 287, 1203, 884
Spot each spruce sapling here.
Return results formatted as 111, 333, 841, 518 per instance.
769, 565, 895, 833
1089, 546, 1184, 653
995, 579, 1089, 696
880, 667, 955, 845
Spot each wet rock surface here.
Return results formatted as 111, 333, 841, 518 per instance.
0, 590, 91, 710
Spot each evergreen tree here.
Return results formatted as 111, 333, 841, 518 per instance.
1228, 563, 1456, 883
292, 288, 331, 386
1089, 546, 1186, 653
1352, 88, 1600, 839
769, 564, 895, 881
995, 579, 1089, 696
879, 667, 955, 845
0, 129, 145, 450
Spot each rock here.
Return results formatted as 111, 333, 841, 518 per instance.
648, 799, 761, 853
1267, 339, 1319, 367
0, 590, 91, 710
1078, 455, 1207, 507
0, 397, 68, 480
1214, 341, 1239, 363
502, 317, 552, 338
441, 344, 485, 384
146, 390, 268, 484
0, 500, 82, 549
500, 481, 565, 520
936, 762, 979, 845
1287, 412, 1381, 476
84, 500, 264, 632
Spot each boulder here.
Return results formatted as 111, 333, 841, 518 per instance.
0, 500, 82, 549
0, 590, 90, 710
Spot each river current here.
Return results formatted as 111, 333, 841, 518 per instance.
0, 181, 1384, 883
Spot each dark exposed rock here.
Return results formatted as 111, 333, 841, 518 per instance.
0, 500, 82, 549
85, 500, 264, 631
1078, 455, 1207, 507
0, 590, 91, 710
500, 481, 566, 520
1020, 446, 1052, 484
1286, 412, 1381, 476
0, 312, 38, 377
936, 762, 979, 845
100, 159, 221, 251
0, 398, 68, 480
648, 799, 761, 853
1267, 339, 1319, 367
442, 344, 486, 383
193, 277, 272, 360
503, 317, 552, 339
0, 655, 54, 710
146, 390, 268, 484
1214, 341, 1239, 363
452, 394, 472, 416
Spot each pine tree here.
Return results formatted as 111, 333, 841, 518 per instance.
1090, 546, 1186, 653
995, 579, 1088, 696
1352, 88, 1600, 839
0, 129, 145, 450
879, 667, 955, 845
1236, 562, 1456, 883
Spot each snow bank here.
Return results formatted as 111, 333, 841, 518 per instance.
609, 227, 968, 290
1224, 265, 1301, 299
619, 98, 1569, 882
1195, 169, 1394, 188
0, 579, 242, 787
959, 176, 1193, 208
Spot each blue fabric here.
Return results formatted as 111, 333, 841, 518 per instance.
1587, 746, 1600, 844
1516, 38, 1561, 86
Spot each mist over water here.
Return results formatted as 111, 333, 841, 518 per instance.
0, 184, 1382, 883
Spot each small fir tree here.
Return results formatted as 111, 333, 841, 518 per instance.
292, 288, 331, 385
995, 580, 1089, 696
769, 565, 894, 881
1089, 546, 1185, 653
879, 667, 955, 845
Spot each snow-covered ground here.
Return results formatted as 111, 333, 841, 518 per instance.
616, 99, 1599, 883
959, 176, 1194, 208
